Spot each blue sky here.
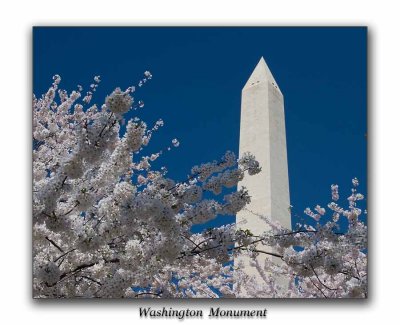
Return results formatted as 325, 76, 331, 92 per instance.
33, 27, 367, 231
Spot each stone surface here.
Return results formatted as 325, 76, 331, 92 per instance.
235, 57, 291, 297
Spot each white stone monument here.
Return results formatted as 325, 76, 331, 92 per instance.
236, 57, 291, 297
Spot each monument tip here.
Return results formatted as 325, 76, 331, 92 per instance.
243, 56, 281, 93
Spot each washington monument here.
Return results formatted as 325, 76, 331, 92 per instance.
236, 57, 291, 297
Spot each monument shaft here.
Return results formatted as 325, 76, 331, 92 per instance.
236, 57, 291, 296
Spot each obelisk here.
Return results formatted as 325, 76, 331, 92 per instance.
235, 57, 291, 297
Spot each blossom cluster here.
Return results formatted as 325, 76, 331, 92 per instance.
32, 74, 261, 298
237, 179, 367, 298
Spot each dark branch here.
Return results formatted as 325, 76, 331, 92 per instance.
309, 277, 328, 298
134, 291, 162, 298
54, 248, 76, 263
310, 265, 336, 291
80, 275, 102, 286
45, 236, 64, 253
245, 249, 284, 259
98, 112, 114, 137
60, 201, 80, 217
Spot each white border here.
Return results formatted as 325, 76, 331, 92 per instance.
1, 1, 398, 324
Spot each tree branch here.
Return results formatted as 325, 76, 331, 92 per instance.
79, 275, 102, 286
135, 291, 162, 298
310, 265, 336, 291
45, 236, 64, 253
309, 277, 328, 298
54, 248, 76, 263
245, 248, 284, 259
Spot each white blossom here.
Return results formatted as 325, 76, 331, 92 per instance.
105, 87, 133, 114
172, 138, 180, 147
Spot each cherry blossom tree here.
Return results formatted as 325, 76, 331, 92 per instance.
235, 179, 367, 298
33, 73, 367, 298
